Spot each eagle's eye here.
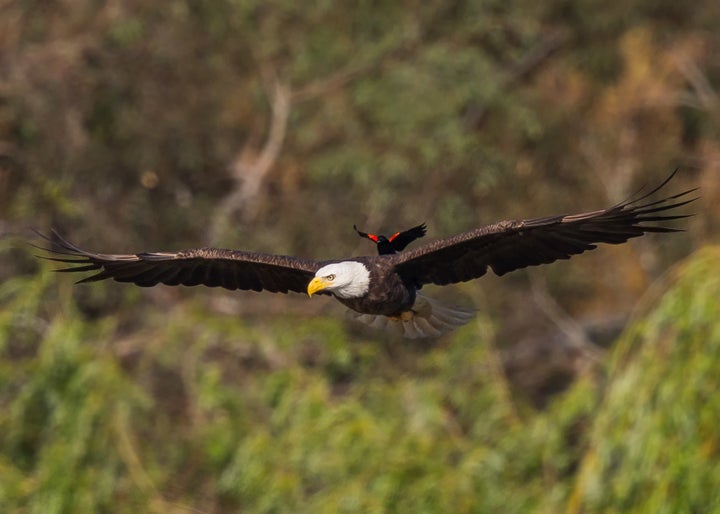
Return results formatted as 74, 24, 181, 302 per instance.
326, 274, 335, 281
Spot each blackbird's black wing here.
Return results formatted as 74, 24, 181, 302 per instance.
35, 231, 321, 294
388, 223, 427, 252
393, 171, 696, 287
353, 225, 374, 242
354, 223, 426, 254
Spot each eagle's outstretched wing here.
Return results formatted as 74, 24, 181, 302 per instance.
36, 231, 321, 294
393, 170, 697, 286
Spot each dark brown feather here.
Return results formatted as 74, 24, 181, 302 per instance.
35, 230, 321, 294
393, 170, 697, 286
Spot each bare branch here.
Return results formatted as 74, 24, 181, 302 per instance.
209, 77, 291, 242
673, 53, 718, 111
291, 65, 368, 103
529, 272, 605, 362
507, 28, 570, 84
464, 28, 570, 130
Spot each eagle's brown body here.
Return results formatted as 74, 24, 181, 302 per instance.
333, 257, 417, 317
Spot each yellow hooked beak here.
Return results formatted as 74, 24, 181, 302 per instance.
307, 277, 331, 297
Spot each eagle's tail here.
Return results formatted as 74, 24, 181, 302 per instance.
347, 293, 476, 338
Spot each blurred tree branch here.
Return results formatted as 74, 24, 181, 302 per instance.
673, 53, 718, 111
463, 28, 570, 131
209, 75, 290, 242
208, 35, 426, 241
529, 273, 604, 362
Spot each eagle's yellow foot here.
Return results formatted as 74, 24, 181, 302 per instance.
389, 310, 415, 322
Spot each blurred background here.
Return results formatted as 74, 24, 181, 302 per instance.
1, 1, 719, 512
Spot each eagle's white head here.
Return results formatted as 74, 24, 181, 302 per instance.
307, 261, 370, 299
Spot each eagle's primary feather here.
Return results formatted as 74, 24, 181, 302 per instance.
391, 170, 695, 286
38, 232, 321, 294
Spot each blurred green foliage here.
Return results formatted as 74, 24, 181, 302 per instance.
2, 242, 720, 513
568, 247, 720, 513
1, 1, 719, 512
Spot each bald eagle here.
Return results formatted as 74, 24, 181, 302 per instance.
38, 171, 695, 338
